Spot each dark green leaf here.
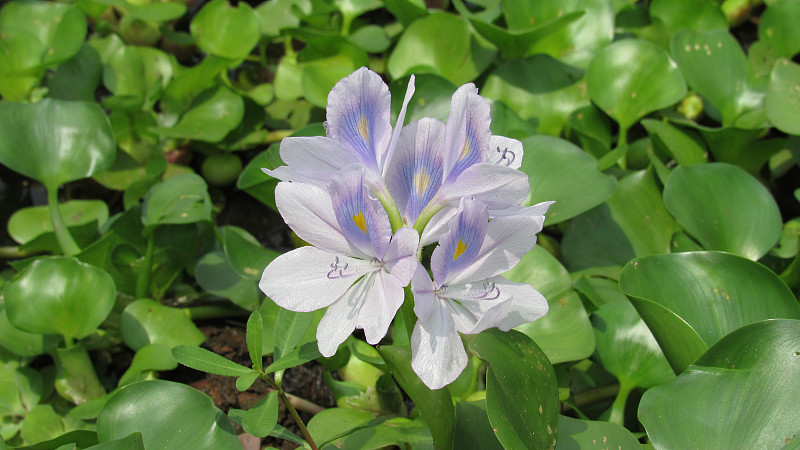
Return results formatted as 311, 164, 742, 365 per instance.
171, 345, 255, 377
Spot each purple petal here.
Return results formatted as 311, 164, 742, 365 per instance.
328, 164, 392, 259
430, 198, 488, 286
442, 84, 492, 182
381, 74, 416, 173
324, 67, 390, 171
385, 118, 445, 223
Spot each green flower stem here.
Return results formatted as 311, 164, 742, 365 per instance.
400, 286, 416, 340
261, 373, 318, 450
135, 232, 155, 299
377, 190, 404, 233
609, 380, 634, 426
413, 201, 444, 237
54, 344, 106, 404
47, 185, 81, 256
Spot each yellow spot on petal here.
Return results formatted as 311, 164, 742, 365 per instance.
357, 116, 369, 142
453, 239, 467, 260
414, 167, 430, 197
459, 139, 471, 159
353, 211, 367, 233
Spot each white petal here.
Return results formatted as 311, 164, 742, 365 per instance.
382, 227, 420, 286
275, 182, 365, 258
439, 163, 529, 210
447, 214, 542, 285
316, 273, 374, 357
278, 136, 361, 184
488, 136, 523, 170
411, 264, 436, 322
410, 297, 468, 390
358, 271, 404, 345
444, 276, 548, 335
381, 74, 416, 174
259, 246, 374, 312
262, 166, 327, 188
420, 205, 458, 247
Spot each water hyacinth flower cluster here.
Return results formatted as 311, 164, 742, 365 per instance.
259, 67, 552, 389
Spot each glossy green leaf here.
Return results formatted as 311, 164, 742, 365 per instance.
670, 29, 764, 128
592, 301, 674, 388
88, 432, 144, 450
663, 163, 782, 260
469, 329, 559, 450
255, 0, 311, 36
155, 86, 245, 142
482, 56, 589, 135
641, 119, 708, 166
0, 99, 115, 190
237, 145, 281, 211
759, 0, 800, 59
388, 12, 497, 86
348, 25, 390, 53
519, 135, 616, 225
453, 400, 503, 450
222, 226, 280, 281
469, 11, 583, 60
0, 305, 58, 357
556, 415, 641, 449
767, 58, 800, 135
307, 407, 375, 446
671, 120, 767, 170
301, 47, 368, 108
587, 39, 686, 130
639, 319, 800, 449
0, 365, 41, 418
649, 0, 727, 35
259, 300, 280, 356
142, 173, 212, 229
567, 105, 612, 158
8, 200, 108, 246
171, 345, 255, 377
391, 74, 456, 123
607, 170, 680, 256
119, 299, 205, 351
21, 404, 71, 445
190, 0, 260, 60
0, 1, 86, 100
502, 0, 614, 67
97, 380, 241, 449
506, 246, 595, 363
102, 46, 175, 112
242, 391, 279, 438
378, 345, 455, 450
334, 416, 433, 448
619, 252, 800, 373
118, 344, 178, 387
561, 204, 634, 271
4, 257, 115, 341
195, 251, 261, 310
48, 43, 103, 102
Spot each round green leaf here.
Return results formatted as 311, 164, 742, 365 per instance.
453, 400, 503, 450
650, 0, 727, 35
8, 200, 108, 246
195, 251, 261, 310
0, 305, 58, 357
670, 29, 763, 128
759, 0, 800, 59
639, 319, 800, 449
388, 12, 497, 85
0, 99, 115, 190
190, 0, 260, 60
222, 226, 280, 280
142, 173, 212, 229
4, 257, 116, 341
390, 74, 456, 124
519, 135, 617, 225
587, 39, 686, 130
97, 380, 241, 449
348, 25, 390, 53
561, 204, 635, 271
503, 0, 614, 67
640, 119, 708, 166
482, 56, 589, 135
505, 246, 595, 364
118, 344, 178, 386
619, 252, 800, 374
469, 329, 559, 450
47, 43, 103, 102
119, 299, 205, 351
606, 170, 681, 257
767, 58, 800, 135
592, 301, 674, 388
556, 415, 640, 449
155, 86, 245, 143
663, 163, 782, 260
